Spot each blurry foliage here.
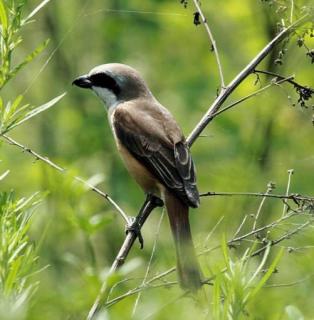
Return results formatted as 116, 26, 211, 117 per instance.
0, 183, 43, 319
0, 0, 313, 319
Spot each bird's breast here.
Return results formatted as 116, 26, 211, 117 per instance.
109, 108, 162, 196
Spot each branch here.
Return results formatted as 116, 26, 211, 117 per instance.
200, 191, 314, 203
1, 134, 130, 224
254, 69, 314, 94
192, 0, 225, 88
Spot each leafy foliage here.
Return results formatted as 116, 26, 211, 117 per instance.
0, 190, 43, 317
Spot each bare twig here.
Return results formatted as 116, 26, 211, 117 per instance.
192, 0, 225, 88
1, 134, 129, 224
212, 76, 295, 118
132, 210, 165, 317
200, 191, 314, 203
254, 69, 314, 94
253, 185, 273, 231
282, 169, 294, 217
251, 219, 312, 257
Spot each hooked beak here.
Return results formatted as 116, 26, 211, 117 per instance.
72, 75, 92, 89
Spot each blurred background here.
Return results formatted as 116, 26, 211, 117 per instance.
0, 0, 313, 319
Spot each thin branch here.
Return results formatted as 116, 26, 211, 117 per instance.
253, 185, 273, 231
254, 69, 314, 94
211, 76, 295, 118
282, 169, 294, 217
105, 281, 178, 309
265, 273, 314, 288
251, 219, 312, 257
132, 210, 165, 317
200, 191, 314, 202
192, 0, 225, 88
1, 134, 129, 224
233, 215, 248, 239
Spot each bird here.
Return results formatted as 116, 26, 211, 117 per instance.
72, 63, 202, 290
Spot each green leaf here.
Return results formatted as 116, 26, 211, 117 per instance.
8, 92, 66, 130
249, 248, 284, 299
9, 39, 50, 78
23, 0, 52, 24
0, 0, 8, 32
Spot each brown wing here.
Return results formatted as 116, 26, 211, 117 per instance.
113, 104, 199, 208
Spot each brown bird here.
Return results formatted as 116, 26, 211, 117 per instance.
73, 63, 202, 290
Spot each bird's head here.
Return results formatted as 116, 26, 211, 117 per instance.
72, 63, 152, 108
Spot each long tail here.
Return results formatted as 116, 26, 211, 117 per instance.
165, 192, 202, 291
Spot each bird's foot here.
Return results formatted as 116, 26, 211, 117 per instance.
125, 217, 144, 249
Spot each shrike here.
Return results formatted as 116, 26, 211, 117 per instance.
73, 63, 202, 290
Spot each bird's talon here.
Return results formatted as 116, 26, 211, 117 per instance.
125, 217, 144, 249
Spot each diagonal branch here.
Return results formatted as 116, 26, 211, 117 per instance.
1, 134, 130, 224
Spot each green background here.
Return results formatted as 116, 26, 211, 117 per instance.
1, 0, 313, 319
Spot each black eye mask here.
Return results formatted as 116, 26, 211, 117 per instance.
89, 73, 120, 96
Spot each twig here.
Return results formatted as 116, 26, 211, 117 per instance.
254, 69, 314, 94
200, 191, 314, 202
204, 216, 224, 246
253, 185, 273, 231
1, 134, 129, 224
282, 169, 294, 217
251, 219, 312, 257
132, 210, 165, 317
192, 0, 225, 88
211, 76, 295, 118
233, 215, 248, 239
265, 273, 314, 288
105, 281, 178, 309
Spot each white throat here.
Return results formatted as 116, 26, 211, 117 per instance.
92, 86, 119, 109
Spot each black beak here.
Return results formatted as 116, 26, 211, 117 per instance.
72, 75, 92, 88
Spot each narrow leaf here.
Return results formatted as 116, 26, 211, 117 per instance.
0, 169, 9, 181
249, 248, 284, 299
9, 92, 66, 130
10, 39, 50, 77
23, 0, 52, 24
0, 0, 8, 32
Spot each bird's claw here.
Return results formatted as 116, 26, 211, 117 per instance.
125, 217, 144, 249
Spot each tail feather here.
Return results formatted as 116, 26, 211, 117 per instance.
165, 192, 202, 290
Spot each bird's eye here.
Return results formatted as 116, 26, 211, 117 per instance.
89, 73, 120, 95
